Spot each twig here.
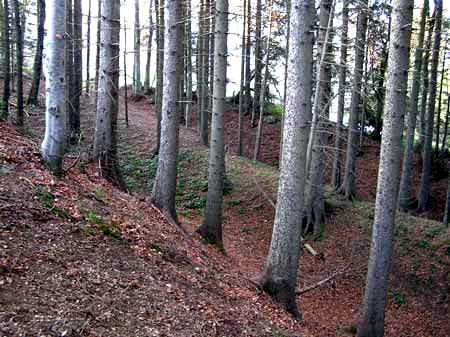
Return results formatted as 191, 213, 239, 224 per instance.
296, 262, 351, 295
63, 152, 82, 174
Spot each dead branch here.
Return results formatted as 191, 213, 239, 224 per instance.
63, 152, 82, 174
296, 262, 351, 295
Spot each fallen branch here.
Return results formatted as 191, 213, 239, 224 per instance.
296, 262, 351, 295
63, 152, 82, 174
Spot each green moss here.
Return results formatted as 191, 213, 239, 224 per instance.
83, 211, 122, 239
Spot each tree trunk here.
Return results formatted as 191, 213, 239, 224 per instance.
237, 0, 247, 156
184, 0, 193, 128
151, 0, 182, 221
357, 2, 413, 335
305, 0, 334, 233
253, 2, 274, 161
154, 0, 164, 155
65, 0, 75, 142
244, 0, 251, 115
260, 0, 314, 318
13, 0, 23, 127
251, 0, 262, 127
1, 0, 10, 119
124, 18, 129, 127
85, 0, 91, 94
72, 0, 82, 139
340, 0, 369, 200
435, 38, 447, 153
41, 0, 66, 174
94, 0, 101, 96
331, 0, 349, 188
93, 0, 126, 191
133, 0, 141, 95
199, 0, 210, 146
197, 0, 228, 245
398, 0, 428, 210
27, 0, 45, 106
417, 0, 443, 212
441, 93, 449, 150
443, 169, 450, 226
144, 0, 154, 93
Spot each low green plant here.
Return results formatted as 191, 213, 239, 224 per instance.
35, 186, 70, 219
84, 211, 122, 239
389, 290, 406, 306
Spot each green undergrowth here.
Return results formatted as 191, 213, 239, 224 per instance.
34, 186, 71, 220
80, 210, 122, 239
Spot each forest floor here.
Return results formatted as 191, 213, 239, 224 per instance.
0, 90, 449, 336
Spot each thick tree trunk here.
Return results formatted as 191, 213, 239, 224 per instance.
435, 38, 447, 153
1, 0, 10, 119
417, 0, 443, 212
41, 0, 66, 174
151, 0, 182, 221
144, 0, 154, 93
398, 0, 428, 210
305, 0, 334, 233
253, 1, 274, 161
197, 0, 228, 245
72, 0, 82, 137
133, 0, 141, 95
340, 0, 369, 200
27, 0, 45, 106
65, 0, 76, 142
13, 0, 23, 127
85, 0, 91, 94
260, 0, 314, 318
93, 0, 126, 191
251, 0, 262, 127
184, 0, 193, 128
357, 1, 413, 336
154, 0, 164, 155
237, 0, 247, 156
331, 0, 349, 188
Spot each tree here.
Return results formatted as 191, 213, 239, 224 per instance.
65, 0, 76, 142
197, 0, 228, 245
154, 0, 164, 155
237, 0, 247, 156
340, 0, 369, 200
398, 0, 428, 210
27, 0, 45, 106
441, 94, 450, 149
13, 0, 23, 127
41, 0, 66, 174
305, 0, 334, 232
133, 0, 142, 95
184, 0, 193, 128
444, 166, 450, 226
1, 0, 10, 119
435, 37, 448, 152
144, 0, 154, 93
357, 0, 413, 335
251, 0, 262, 127
417, 0, 443, 211
72, 0, 82, 133
259, 0, 314, 317
151, 0, 182, 221
331, 0, 349, 188
85, 0, 91, 93
94, 0, 101, 97
93, 0, 126, 191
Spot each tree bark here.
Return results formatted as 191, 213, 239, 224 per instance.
133, 0, 142, 95
435, 38, 447, 153
244, 0, 251, 115
124, 18, 129, 127
41, 0, 66, 174
144, 0, 154, 93
13, 0, 23, 127
72, 0, 82, 137
85, 0, 91, 94
357, 1, 413, 335
441, 93, 449, 150
417, 0, 443, 212
1, 0, 10, 119
27, 0, 45, 106
199, 0, 210, 146
260, 0, 314, 318
93, 0, 126, 191
340, 0, 369, 200
154, 0, 164, 155
251, 0, 262, 127
151, 0, 182, 221
184, 0, 193, 128
65, 0, 76, 142
197, 0, 228, 245
94, 0, 101, 97
398, 0, 428, 210
237, 0, 247, 156
443, 168, 450, 226
331, 0, 349, 188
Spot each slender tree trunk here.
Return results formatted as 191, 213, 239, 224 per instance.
197, 0, 228, 245
72, 0, 82, 139
197, 0, 204, 133
357, 3, 413, 335
94, 0, 101, 99
443, 170, 450, 226
417, 0, 443, 211
85, 0, 91, 94
133, 0, 142, 95
65, 0, 75, 142
340, 0, 369, 200
260, 0, 314, 318
27, 0, 45, 106
41, 0, 66, 174
441, 93, 449, 150
1, 0, 10, 119
305, 0, 334, 233
199, 0, 210, 146
154, 0, 164, 155
237, 0, 247, 156
244, 0, 251, 115
144, 0, 154, 93
435, 38, 447, 153
331, 0, 349, 188
251, 0, 262, 127
184, 0, 193, 128
151, 0, 182, 221
93, 0, 126, 191
124, 18, 129, 127
398, 0, 428, 210
13, 0, 23, 127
